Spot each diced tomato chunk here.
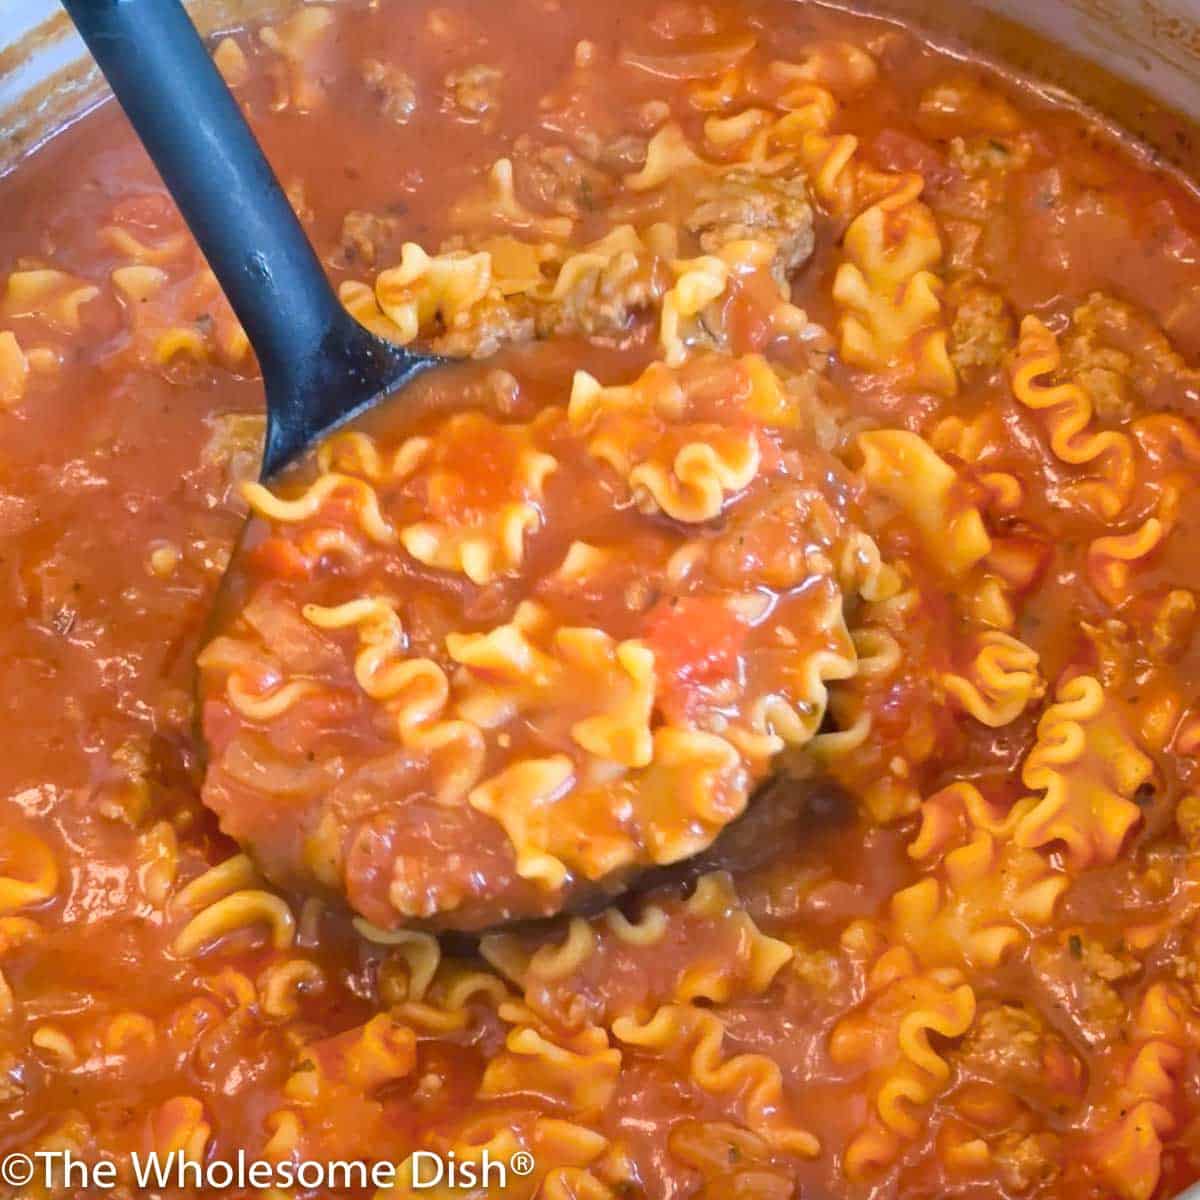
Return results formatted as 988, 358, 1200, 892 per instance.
247, 536, 310, 580
725, 279, 775, 354
643, 595, 747, 720
868, 129, 953, 188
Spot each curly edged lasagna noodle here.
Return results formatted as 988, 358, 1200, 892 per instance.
8, 0, 1200, 1197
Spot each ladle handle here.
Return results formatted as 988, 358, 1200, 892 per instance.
60, 0, 428, 476
61, 0, 344, 393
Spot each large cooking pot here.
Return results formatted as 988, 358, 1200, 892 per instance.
2, 0, 1200, 1194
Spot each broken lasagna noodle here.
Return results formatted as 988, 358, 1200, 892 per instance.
4, 1, 1200, 1198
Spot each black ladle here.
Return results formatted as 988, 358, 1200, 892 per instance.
61, 0, 835, 934
62, 0, 439, 478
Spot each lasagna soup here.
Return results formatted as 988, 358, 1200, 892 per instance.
5, 0, 1200, 1196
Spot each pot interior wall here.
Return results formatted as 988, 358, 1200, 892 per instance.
3, 0, 1200, 176
867, 0, 1200, 181
0, 0, 291, 168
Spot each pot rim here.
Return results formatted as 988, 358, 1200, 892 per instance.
1, 3, 1200, 1197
